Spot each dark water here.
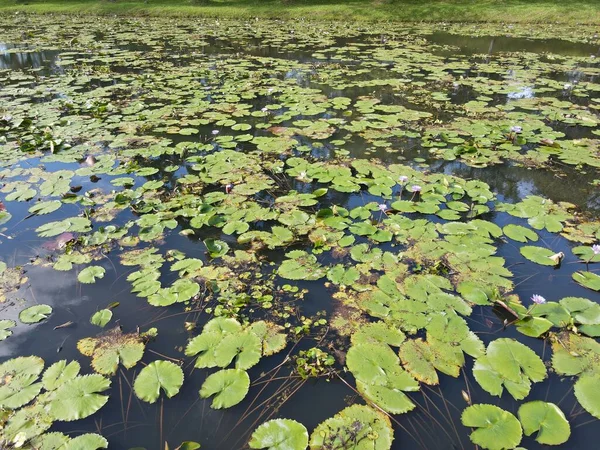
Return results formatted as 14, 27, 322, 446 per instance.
0, 25, 599, 450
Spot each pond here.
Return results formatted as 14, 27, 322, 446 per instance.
0, 15, 599, 450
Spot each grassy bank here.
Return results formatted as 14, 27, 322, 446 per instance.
0, 0, 599, 24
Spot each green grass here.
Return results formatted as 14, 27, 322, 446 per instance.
1, 0, 599, 24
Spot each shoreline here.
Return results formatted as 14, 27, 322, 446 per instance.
1, 0, 599, 25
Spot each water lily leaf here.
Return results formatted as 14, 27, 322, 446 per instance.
515, 316, 553, 338
2, 403, 53, 444
42, 360, 81, 391
247, 321, 287, 356
19, 304, 53, 324
133, 360, 184, 404
65, 433, 109, 450
199, 368, 250, 409
572, 246, 600, 263
309, 404, 393, 450
399, 337, 464, 385
29, 200, 62, 215
77, 327, 149, 375
32, 432, 108, 450
518, 401, 570, 445
559, 297, 600, 325
550, 331, 600, 412
0, 356, 44, 409
520, 246, 558, 266
350, 322, 406, 347
473, 338, 546, 400
0, 319, 16, 340
78, 266, 106, 284
574, 374, 600, 419
277, 251, 325, 281
174, 442, 201, 450
531, 302, 570, 327
90, 309, 113, 327
461, 404, 522, 450
48, 374, 111, 421
29, 432, 69, 449
346, 342, 399, 385
186, 317, 244, 368
503, 224, 538, 243
456, 281, 490, 305
204, 238, 230, 258
214, 330, 262, 370
572, 271, 600, 291
249, 419, 308, 450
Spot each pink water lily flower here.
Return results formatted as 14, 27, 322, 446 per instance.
211, 129, 219, 135
410, 185, 422, 193
378, 203, 388, 212
398, 175, 408, 183
592, 244, 600, 255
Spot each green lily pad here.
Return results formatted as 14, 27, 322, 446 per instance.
19, 305, 53, 324
0, 356, 44, 409
518, 401, 570, 445
309, 404, 393, 450
48, 374, 111, 421
0, 319, 16, 340
90, 309, 113, 327
199, 368, 250, 409
572, 271, 600, 291
473, 338, 546, 400
133, 360, 184, 404
520, 246, 559, 266
461, 404, 522, 450
78, 266, 106, 284
503, 224, 538, 243
249, 419, 308, 450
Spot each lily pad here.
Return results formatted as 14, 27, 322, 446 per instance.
473, 338, 546, 400
503, 224, 538, 243
133, 360, 184, 404
90, 309, 113, 327
19, 305, 53, 324
77, 326, 152, 376
572, 271, 600, 291
518, 401, 570, 445
78, 266, 106, 284
199, 368, 250, 409
0, 319, 16, 340
461, 404, 522, 450
520, 246, 559, 266
309, 404, 393, 450
249, 419, 309, 450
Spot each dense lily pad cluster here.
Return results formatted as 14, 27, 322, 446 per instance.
0, 14, 599, 450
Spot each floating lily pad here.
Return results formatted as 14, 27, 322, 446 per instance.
473, 338, 546, 400
133, 360, 184, 404
77, 327, 154, 376
249, 419, 309, 450
90, 309, 113, 327
78, 266, 106, 284
0, 319, 16, 340
461, 404, 522, 450
572, 271, 600, 291
503, 224, 538, 243
199, 368, 250, 409
19, 305, 53, 324
309, 404, 393, 450
520, 246, 559, 266
518, 401, 570, 445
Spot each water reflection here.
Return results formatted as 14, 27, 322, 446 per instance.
0, 43, 61, 72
